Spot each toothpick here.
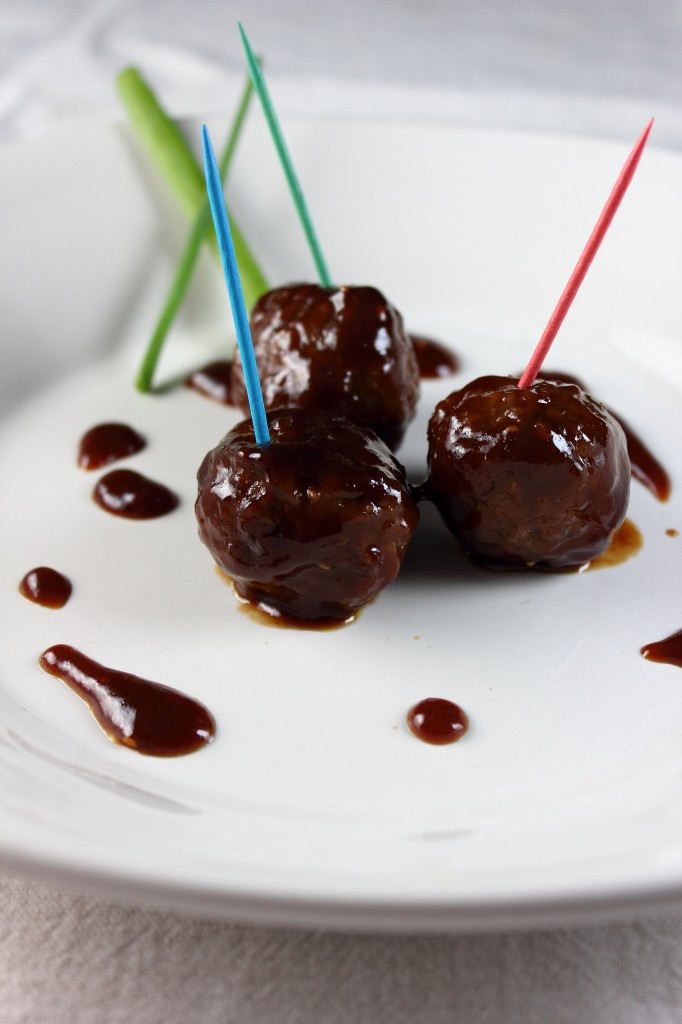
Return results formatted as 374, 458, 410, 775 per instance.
202, 124, 270, 444
518, 119, 653, 389
239, 22, 333, 288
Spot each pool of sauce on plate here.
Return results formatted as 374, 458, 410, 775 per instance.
410, 335, 460, 379
585, 518, 643, 571
93, 469, 178, 519
185, 360, 234, 405
78, 423, 146, 470
216, 569, 356, 631
19, 567, 72, 608
407, 698, 469, 745
641, 630, 682, 670
39, 645, 215, 757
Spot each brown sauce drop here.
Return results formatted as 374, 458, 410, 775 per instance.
39, 645, 215, 757
617, 416, 671, 503
585, 518, 642, 571
185, 360, 234, 405
407, 697, 469, 745
93, 469, 178, 519
19, 567, 72, 609
78, 423, 146, 470
410, 335, 460, 379
641, 630, 682, 670
666, 529, 678, 538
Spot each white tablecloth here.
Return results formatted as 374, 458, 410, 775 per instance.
3, 2, 682, 1021
3, 877, 682, 1024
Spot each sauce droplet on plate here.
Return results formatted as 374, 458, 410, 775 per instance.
93, 469, 178, 519
585, 518, 643, 571
410, 335, 460, 379
407, 698, 469, 745
641, 630, 682, 670
19, 567, 72, 608
616, 416, 671, 503
185, 360, 234, 405
78, 423, 146, 470
39, 645, 215, 757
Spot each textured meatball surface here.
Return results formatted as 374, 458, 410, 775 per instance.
196, 408, 419, 622
426, 375, 630, 570
230, 284, 420, 451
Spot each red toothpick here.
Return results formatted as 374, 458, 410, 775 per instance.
518, 118, 654, 389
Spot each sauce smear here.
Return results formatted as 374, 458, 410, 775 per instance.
410, 336, 460, 379
617, 416, 671, 502
585, 518, 643, 571
407, 697, 469, 745
641, 630, 682, 670
78, 423, 146, 470
19, 567, 72, 608
39, 645, 215, 756
185, 360, 234, 405
93, 469, 178, 519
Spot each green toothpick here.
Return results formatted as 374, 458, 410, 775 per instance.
239, 22, 333, 288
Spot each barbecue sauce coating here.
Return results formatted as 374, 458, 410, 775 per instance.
230, 284, 420, 451
196, 407, 419, 623
536, 371, 671, 502
426, 375, 631, 570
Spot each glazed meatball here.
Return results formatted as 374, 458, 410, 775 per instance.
230, 284, 420, 451
426, 375, 630, 570
196, 407, 419, 623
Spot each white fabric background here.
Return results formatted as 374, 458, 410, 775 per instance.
3, 1, 682, 1021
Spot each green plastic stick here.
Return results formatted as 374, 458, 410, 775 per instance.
117, 67, 270, 389
238, 24, 333, 287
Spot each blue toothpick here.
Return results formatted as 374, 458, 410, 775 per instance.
201, 124, 270, 444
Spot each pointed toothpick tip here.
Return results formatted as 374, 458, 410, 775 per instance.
202, 124, 270, 444
518, 118, 654, 389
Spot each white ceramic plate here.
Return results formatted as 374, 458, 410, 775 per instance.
0, 114, 681, 932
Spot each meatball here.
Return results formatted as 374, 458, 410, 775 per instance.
230, 284, 420, 451
426, 374, 630, 570
196, 407, 419, 623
